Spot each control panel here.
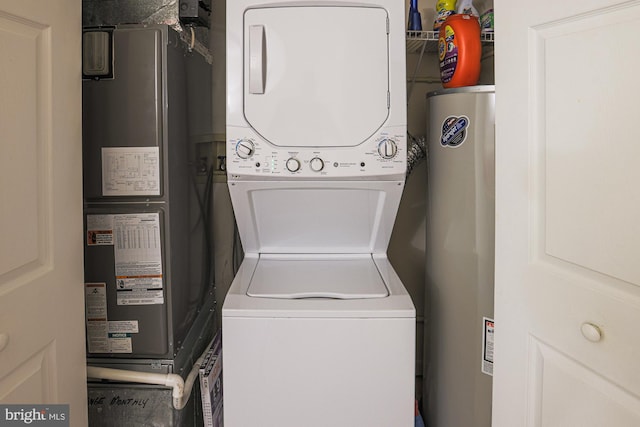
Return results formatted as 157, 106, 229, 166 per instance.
226, 126, 406, 178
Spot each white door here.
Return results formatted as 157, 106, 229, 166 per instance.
494, 0, 640, 425
0, 0, 87, 424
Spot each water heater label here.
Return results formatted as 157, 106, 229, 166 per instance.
482, 317, 494, 376
101, 147, 160, 196
440, 115, 470, 148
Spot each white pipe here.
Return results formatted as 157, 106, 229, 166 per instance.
86, 339, 214, 410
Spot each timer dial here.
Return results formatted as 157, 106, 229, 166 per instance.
377, 138, 398, 159
309, 157, 324, 172
235, 139, 255, 159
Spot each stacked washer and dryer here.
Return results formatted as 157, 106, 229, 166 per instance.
222, 1, 416, 426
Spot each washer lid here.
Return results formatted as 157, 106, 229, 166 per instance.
247, 256, 389, 299
228, 181, 404, 255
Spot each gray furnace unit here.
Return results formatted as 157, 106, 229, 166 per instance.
83, 23, 214, 359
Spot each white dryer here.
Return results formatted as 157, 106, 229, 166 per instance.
223, 1, 415, 426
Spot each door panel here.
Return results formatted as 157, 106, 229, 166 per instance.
530, 339, 640, 427
0, 12, 49, 287
244, 6, 389, 147
0, 344, 55, 403
538, 5, 640, 286
494, 0, 640, 425
0, 0, 86, 423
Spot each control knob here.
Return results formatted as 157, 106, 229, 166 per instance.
286, 157, 301, 172
235, 139, 255, 159
309, 157, 324, 172
377, 138, 398, 159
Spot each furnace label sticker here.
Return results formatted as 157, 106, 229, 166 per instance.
101, 146, 160, 196
107, 322, 138, 353
86, 214, 114, 246
86, 321, 110, 353
116, 289, 164, 306
108, 320, 139, 334
113, 213, 164, 306
482, 317, 494, 376
108, 333, 133, 353
85, 283, 109, 353
85, 283, 108, 319
440, 115, 470, 148
85, 283, 141, 354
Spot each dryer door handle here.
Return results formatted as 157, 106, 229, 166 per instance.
249, 25, 266, 94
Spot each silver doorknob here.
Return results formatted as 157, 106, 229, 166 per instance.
580, 322, 602, 343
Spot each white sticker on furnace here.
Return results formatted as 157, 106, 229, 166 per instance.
113, 213, 164, 306
87, 214, 114, 246
108, 334, 133, 353
85, 283, 108, 319
109, 320, 139, 334
85, 283, 109, 353
87, 320, 110, 353
101, 146, 160, 196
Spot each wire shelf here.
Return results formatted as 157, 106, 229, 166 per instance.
406, 30, 495, 54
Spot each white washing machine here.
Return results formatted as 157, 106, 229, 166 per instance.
223, 1, 415, 426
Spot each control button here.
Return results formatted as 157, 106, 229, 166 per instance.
377, 138, 398, 159
286, 157, 301, 172
309, 157, 324, 172
235, 139, 255, 159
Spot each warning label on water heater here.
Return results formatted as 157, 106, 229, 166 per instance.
482, 317, 494, 376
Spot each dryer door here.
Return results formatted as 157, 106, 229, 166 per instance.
243, 5, 389, 148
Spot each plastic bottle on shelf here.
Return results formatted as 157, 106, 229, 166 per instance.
438, 13, 481, 88
480, 8, 494, 32
408, 0, 423, 31
433, 0, 456, 31
456, 0, 479, 16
